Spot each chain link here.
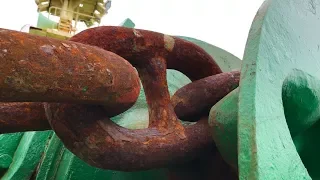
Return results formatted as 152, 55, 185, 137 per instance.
0, 26, 239, 171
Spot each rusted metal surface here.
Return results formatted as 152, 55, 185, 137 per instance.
0, 102, 50, 134
46, 103, 213, 171
69, 26, 222, 81
0, 28, 141, 117
39, 26, 226, 171
172, 71, 240, 120
0, 27, 237, 172
69, 26, 223, 128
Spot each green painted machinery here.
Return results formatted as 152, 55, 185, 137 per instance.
2, 0, 320, 179
31, 0, 111, 39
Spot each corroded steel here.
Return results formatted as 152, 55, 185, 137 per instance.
70, 26, 222, 128
0, 28, 141, 116
69, 26, 222, 81
44, 26, 228, 171
46, 103, 213, 171
0, 102, 50, 134
0, 26, 237, 172
172, 71, 240, 120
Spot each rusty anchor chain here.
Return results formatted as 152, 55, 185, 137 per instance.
0, 26, 239, 171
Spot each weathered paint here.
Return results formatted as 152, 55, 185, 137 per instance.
209, 69, 320, 179
210, 70, 320, 179
1, 131, 52, 180
238, 0, 320, 179
0, 133, 23, 168
209, 88, 239, 170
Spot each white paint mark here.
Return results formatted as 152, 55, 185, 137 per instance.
164, 35, 175, 52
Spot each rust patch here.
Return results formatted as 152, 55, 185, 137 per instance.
40, 26, 225, 171
70, 26, 222, 80
45, 103, 214, 171
0, 27, 237, 173
0, 28, 141, 117
172, 71, 240, 120
0, 102, 50, 134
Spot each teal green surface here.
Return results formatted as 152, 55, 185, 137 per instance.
1, 131, 52, 180
238, 0, 320, 179
209, 88, 239, 170
294, 121, 320, 180
0, 133, 23, 169
283, 69, 320, 137
37, 13, 58, 30
120, 18, 135, 28
209, 70, 320, 179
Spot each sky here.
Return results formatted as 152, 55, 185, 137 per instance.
0, 0, 264, 59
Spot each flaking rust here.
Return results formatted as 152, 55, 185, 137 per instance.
0, 27, 237, 172
45, 26, 232, 171
45, 103, 213, 171
0, 28, 141, 117
70, 26, 222, 81
70, 26, 223, 128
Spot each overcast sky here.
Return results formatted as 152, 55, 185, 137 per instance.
0, 0, 264, 59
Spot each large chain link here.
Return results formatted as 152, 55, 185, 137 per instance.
0, 26, 239, 171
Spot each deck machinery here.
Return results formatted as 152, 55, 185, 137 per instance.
31, 0, 111, 39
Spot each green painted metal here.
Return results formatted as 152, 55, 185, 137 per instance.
37, 13, 58, 30
120, 18, 135, 28
208, 0, 320, 179
209, 88, 239, 170
210, 70, 320, 179
238, 0, 320, 178
35, 0, 108, 24
0, 133, 23, 168
1, 131, 52, 180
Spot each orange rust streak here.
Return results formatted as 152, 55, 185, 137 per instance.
46, 103, 214, 171
172, 71, 240, 120
0, 28, 141, 117
70, 26, 222, 129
